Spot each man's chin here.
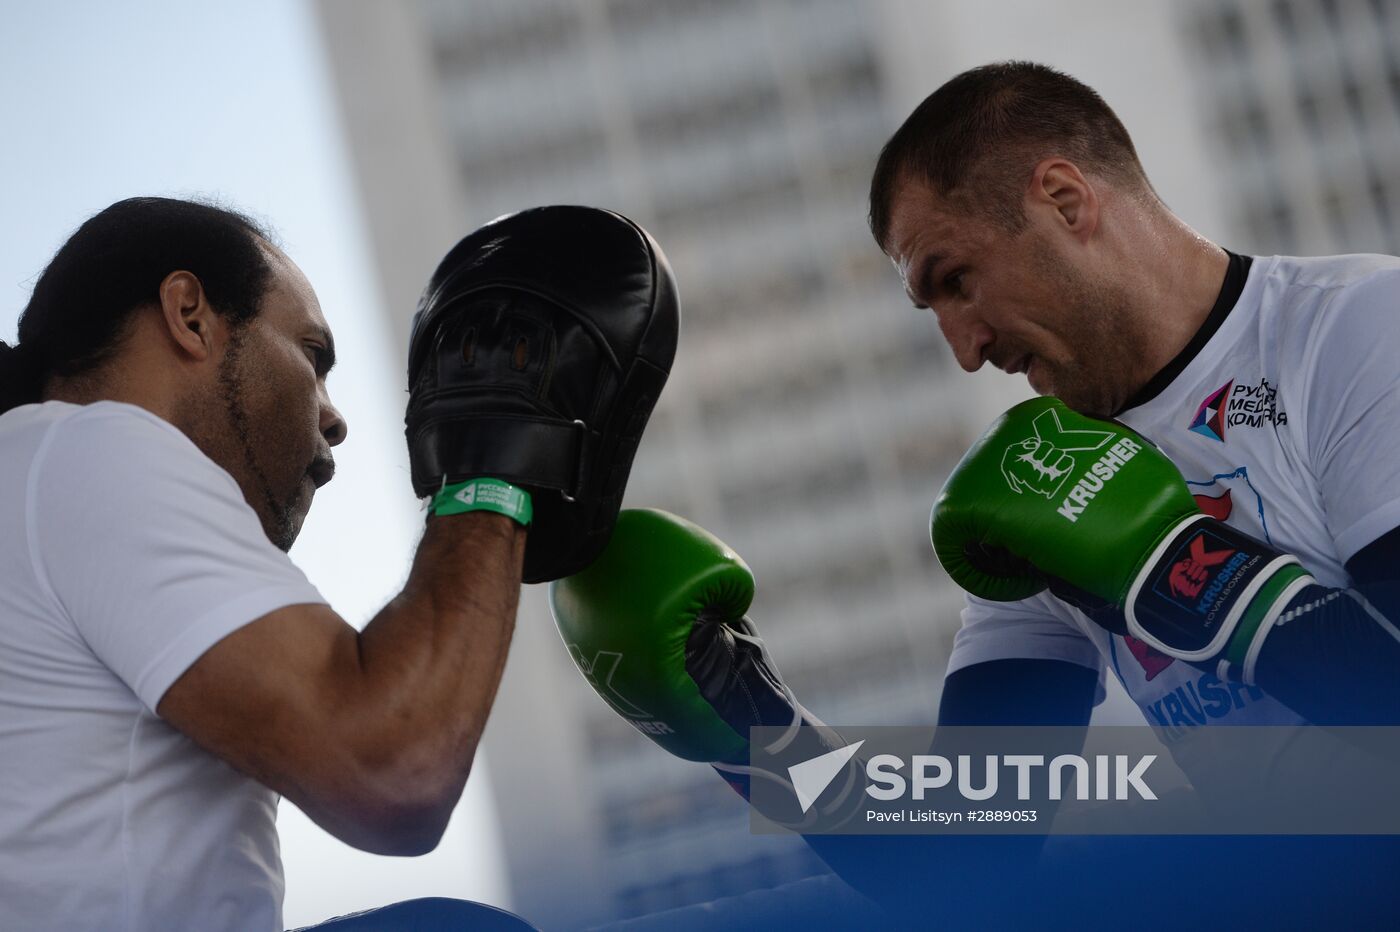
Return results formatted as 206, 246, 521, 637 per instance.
267, 524, 299, 553
1026, 359, 1064, 401
1054, 391, 1115, 419
1033, 371, 1114, 418
266, 502, 309, 553
1026, 360, 1049, 396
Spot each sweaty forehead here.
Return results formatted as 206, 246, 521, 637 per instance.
884, 183, 995, 292
885, 189, 958, 281
887, 179, 965, 245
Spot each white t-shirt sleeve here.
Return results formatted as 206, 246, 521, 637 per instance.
946, 591, 1104, 677
27, 405, 327, 713
1302, 268, 1400, 563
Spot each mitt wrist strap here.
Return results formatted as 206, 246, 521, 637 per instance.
431, 478, 533, 525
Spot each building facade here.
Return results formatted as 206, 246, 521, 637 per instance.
314, 0, 1396, 925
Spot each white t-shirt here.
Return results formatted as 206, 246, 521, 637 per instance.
0, 401, 327, 931
946, 253, 1400, 779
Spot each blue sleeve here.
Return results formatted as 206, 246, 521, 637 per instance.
801, 659, 1094, 919
938, 658, 1098, 726
1249, 525, 1400, 724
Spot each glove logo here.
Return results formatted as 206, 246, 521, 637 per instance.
1150, 527, 1255, 626
565, 644, 653, 721
1167, 534, 1235, 600
1001, 408, 1114, 499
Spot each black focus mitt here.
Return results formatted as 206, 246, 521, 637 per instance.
405, 205, 680, 583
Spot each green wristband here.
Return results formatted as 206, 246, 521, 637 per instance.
431, 478, 533, 526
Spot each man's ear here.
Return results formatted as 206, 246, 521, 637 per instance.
1027, 158, 1099, 243
157, 270, 217, 361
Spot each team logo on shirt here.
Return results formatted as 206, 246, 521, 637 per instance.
1188, 378, 1287, 442
1188, 381, 1232, 442
1124, 635, 1174, 681
1193, 488, 1233, 521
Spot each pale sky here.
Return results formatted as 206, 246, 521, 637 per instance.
0, 1, 509, 924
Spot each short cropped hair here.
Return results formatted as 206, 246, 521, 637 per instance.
869, 61, 1151, 248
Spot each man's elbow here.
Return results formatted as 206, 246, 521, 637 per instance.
358, 800, 453, 857
343, 750, 470, 856
326, 787, 459, 857
312, 752, 473, 856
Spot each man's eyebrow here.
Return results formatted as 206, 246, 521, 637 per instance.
310, 325, 337, 374
907, 253, 944, 307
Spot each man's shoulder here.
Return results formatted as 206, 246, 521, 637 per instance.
12, 401, 233, 500
1246, 253, 1400, 366
47, 399, 184, 437
8, 400, 195, 459
1255, 252, 1400, 298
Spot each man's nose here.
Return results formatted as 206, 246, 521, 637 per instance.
937, 307, 993, 373
321, 392, 348, 447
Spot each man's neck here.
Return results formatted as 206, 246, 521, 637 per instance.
1117, 213, 1230, 401
44, 361, 181, 428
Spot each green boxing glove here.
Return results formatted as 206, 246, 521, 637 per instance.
933, 397, 1314, 681
550, 509, 857, 824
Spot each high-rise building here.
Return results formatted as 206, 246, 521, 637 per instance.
1177, 0, 1400, 257
317, 3, 974, 925
313, 0, 1352, 925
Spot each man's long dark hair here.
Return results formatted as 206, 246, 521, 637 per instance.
0, 196, 275, 414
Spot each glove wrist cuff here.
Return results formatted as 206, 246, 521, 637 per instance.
1125, 516, 1313, 672
1217, 564, 1314, 684
431, 478, 533, 526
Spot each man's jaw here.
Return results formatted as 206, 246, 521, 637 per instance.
1026, 357, 1049, 395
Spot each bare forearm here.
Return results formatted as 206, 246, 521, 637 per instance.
345, 511, 525, 823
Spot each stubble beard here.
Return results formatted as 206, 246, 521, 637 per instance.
1029, 245, 1142, 418
217, 326, 302, 552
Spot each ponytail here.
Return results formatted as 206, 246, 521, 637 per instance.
0, 340, 45, 414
